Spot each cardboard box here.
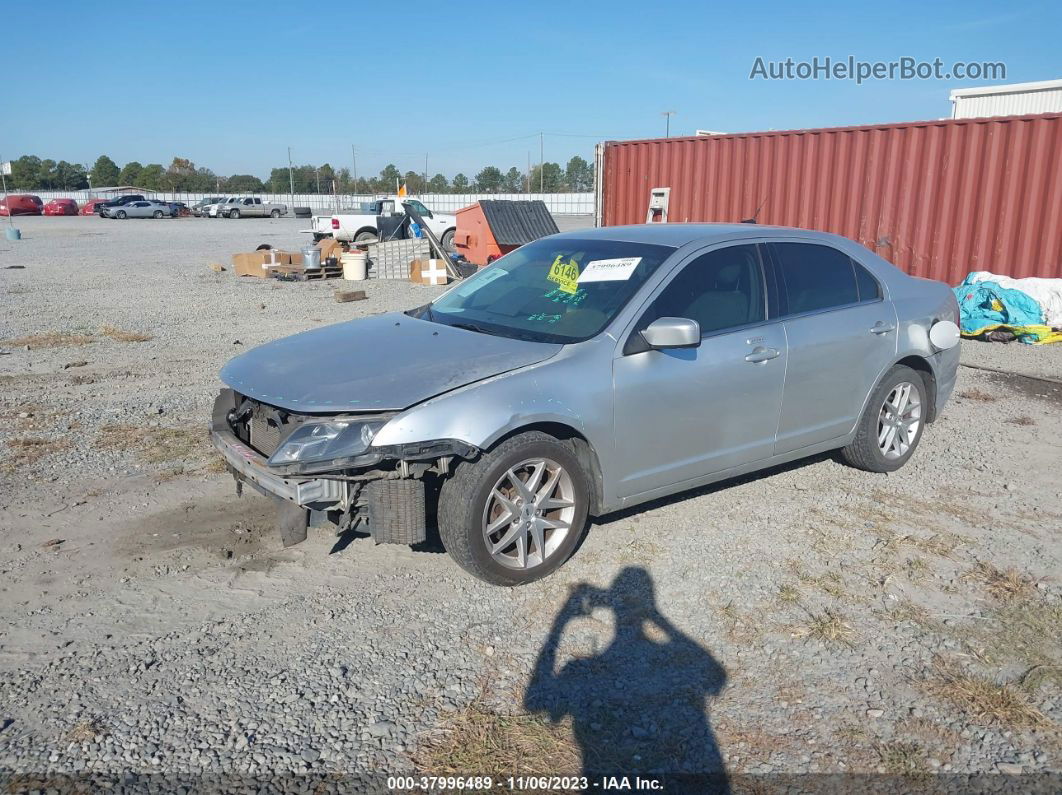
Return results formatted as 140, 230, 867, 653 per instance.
232, 251, 277, 278
409, 258, 450, 286
316, 238, 343, 262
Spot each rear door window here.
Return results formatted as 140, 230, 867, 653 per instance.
853, 261, 882, 302
771, 242, 859, 315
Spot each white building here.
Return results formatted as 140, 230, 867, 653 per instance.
950, 79, 1062, 119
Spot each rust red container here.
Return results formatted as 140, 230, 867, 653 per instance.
600, 113, 1062, 284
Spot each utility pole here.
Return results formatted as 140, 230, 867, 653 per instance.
539, 132, 544, 193
662, 110, 677, 137
351, 145, 358, 190
526, 151, 531, 193
424, 153, 428, 195
315, 167, 320, 195
287, 147, 295, 208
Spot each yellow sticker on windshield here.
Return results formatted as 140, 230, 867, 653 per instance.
547, 255, 580, 294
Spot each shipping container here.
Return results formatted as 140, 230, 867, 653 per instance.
951, 79, 1062, 119
598, 112, 1062, 285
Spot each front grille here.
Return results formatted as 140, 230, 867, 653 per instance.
228, 395, 295, 458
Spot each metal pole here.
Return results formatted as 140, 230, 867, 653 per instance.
287, 147, 295, 209
315, 167, 320, 195
662, 111, 676, 137
424, 153, 428, 196
526, 151, 531, 193
539, 132, 544, 193
351, 145, 358, 189
1, 155, 12, 228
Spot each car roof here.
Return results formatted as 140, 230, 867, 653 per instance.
550, 223, 851, 248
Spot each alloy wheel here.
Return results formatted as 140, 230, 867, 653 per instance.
481, 457, 576, 570
878, 381, 922, 460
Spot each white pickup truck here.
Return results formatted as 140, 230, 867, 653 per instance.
308, 197, 457, 251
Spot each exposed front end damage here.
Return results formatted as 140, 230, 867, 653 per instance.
209, 389, 477, 547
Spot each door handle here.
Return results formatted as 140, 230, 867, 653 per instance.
745, 346, 780, 363
870, 322, 896, 335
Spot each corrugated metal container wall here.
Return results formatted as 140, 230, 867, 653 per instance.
952, 81, 1062, 119
601, 113, 1062, 285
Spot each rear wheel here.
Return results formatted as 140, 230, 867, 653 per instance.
438, 431, 589, 586
153, 210, 163, 219
270, 209, 281, 218
354, 229, 377, 243
841, 365, 927, 472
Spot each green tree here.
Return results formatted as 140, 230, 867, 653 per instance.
354, 177, 372, 194
166, 157, 198, 190
451, 173, 470, 193
375, 164, 401, 194
427, 173, 449, 193
89, 155, 120, 187
528, 161, 564, 192
317, 163, 337, 194
403, 170, 426, 195
474, 165, 504, 192
503, 166, 524, 192
38, 159, 58, 189
565, 155, 593, 192
226, 174, 265, 192
138, 164, 165, 191
118, 161, 143, 186
55, 161, 88, 189
10, 156, 42, 189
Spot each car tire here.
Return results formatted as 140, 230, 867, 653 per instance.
438, 431, 589, 586
153, 210, 163, 219
840, 364, 928, 473
354, 230, 377, 243
230, 209, 240, 219
441, 228, 456, 253
270, 209, 281, 218
115, 210, 126, 219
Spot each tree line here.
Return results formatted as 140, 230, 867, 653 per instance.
5, 154, 595, 194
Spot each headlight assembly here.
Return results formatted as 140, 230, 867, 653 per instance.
267, 419, 385, 467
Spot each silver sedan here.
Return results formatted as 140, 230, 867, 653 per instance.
211, 224, 961, 585
106, 200, 173, 219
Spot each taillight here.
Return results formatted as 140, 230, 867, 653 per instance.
330, 218, 339, 230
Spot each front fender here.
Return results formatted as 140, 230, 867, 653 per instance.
370, 340, 617, 483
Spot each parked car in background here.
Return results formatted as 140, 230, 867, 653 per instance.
211, 224, 961, 585
168, 202, 191, 217
43, 198, 79, 216
79, 199, 109, 216
0, 194, 44, 216
105, 200, 174, 219
192, 197, 224, 217
96, 195, 146, 216
310, 197, 456, 250
221, 197, 287, 219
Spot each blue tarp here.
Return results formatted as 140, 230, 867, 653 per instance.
953, 275, 1044, 334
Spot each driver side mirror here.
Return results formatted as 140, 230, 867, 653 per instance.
640, 317, 701, 350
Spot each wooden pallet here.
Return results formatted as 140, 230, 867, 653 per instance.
270, 265, 344, 281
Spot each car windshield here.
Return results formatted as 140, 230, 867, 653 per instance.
426, 237, 675, 344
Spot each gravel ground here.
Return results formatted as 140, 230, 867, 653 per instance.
1, 215, 1060, 791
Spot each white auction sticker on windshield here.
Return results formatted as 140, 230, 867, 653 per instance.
578, 257, 641, 282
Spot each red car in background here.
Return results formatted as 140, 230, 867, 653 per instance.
79, 198, 109, 216
43, 198, 79, 216
0, 194, 43, 216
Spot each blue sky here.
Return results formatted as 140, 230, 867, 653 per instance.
3, 1, 1059, 180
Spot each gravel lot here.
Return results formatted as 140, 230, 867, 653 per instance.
1, 215, 1060, 790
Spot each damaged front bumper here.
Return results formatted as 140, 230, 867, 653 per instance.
209, 389, 478, 546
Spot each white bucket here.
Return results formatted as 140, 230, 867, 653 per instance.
342, 251, 368, 281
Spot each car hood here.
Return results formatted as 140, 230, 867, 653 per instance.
219, 312, 562, 412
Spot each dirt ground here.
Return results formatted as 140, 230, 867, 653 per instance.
0, 215, 1060, 789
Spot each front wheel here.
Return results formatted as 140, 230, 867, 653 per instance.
115, 210, 127, 219
841, 365, 927, 472
438, 431, 589, 586
229, 209, 240, 219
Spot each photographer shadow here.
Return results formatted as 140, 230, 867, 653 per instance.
525, 566, 729, 792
